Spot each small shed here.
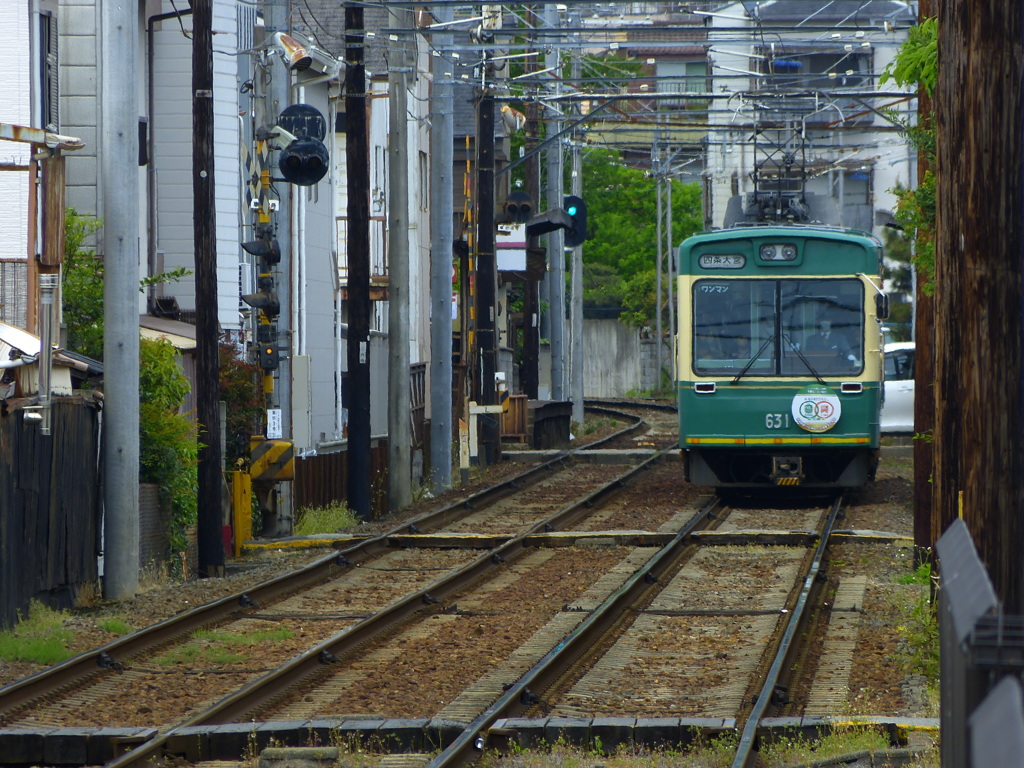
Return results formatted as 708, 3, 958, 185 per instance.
0, 321, 74, 400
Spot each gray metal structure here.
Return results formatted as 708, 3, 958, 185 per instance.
937, 518, 1024, 767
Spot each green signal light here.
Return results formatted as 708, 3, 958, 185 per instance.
567, 205, 578, 215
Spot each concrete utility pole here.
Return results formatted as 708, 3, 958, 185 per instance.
569, 43, 583, 425
544, 2, 565, 401
429, 3, 455, 492
100, 0, 140, 598
192, 0, 224, 577
387, 8, 412, 510
345, 3, 372, 519
569, 135, 583, 424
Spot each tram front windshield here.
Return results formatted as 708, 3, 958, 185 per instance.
693, 278, 864, 376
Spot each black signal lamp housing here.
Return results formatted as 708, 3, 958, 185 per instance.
278, 137, 329, 186
242, 235, 281, 264
504, 190, 534, 224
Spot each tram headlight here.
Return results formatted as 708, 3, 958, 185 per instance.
759, 243, 798, 261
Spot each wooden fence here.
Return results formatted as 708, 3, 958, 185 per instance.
292, 364, 428, 521
0, 398, 101, 630
293, 437, 391, 520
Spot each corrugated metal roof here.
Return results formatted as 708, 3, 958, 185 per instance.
139, 314, 197, 350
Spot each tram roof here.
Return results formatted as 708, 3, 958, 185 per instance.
683, 224, 879, 247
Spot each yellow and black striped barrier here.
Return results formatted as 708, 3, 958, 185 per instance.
250, 438, 295, 481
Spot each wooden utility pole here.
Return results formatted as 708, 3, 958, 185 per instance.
192, 0, 224, 576
521, 6, 541, 400
914, 0, 935, 558
934, 0, 1024, 611
345, 3, 372, 519
475, 91, 498, 464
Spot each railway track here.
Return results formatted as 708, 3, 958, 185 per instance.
0, 404, 933, 767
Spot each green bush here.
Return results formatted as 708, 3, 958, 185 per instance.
139, 337, 199, 554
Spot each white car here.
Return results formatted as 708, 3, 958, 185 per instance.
881, 341, 915, 433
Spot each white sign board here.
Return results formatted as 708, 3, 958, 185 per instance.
496, 223, 526, 271
266, 408, 283, 439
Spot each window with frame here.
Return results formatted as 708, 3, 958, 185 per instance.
692, 278, 864, 377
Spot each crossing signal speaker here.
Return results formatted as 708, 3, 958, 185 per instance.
241, 235, 281, 265
242, 276, 280, 317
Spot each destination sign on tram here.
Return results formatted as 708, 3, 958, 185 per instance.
698, 253, 746, 269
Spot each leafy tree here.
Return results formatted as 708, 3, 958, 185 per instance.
881, 225, 914, 342
61, 209, 104, 360
880, 17, 937, 98
578, 149, 703, 327
880, 17, 937, 295
220, 342, 264, 466
62, 208, 193, 359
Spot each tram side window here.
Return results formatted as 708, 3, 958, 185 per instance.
780, 279, 864, 376
693, 280, 774, 374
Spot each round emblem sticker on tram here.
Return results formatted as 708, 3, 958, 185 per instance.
791, 385, 842, 433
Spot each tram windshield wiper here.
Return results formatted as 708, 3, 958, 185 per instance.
783, 333, 826, 385
731, 335, 775, 384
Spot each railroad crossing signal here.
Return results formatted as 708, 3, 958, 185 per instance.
278, 136, 328, 186
276, 104, 329, 187
563, 195, 587, 247
504, 190, 533, 224
242, 275, 280, 318
257, 324, 279, 370
259, 343, 279, 370
242, 232, 281, 264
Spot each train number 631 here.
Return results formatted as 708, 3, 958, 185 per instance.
765, 413, 790, 429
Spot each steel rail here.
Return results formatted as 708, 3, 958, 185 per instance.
0, 451, 580, 719
730, 495, 845, 768
0, 405, 643, 719
94, 453, 665, 768
426, 494, 722, 768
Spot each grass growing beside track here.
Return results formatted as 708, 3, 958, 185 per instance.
152, 626, 295, 666
0, 601, 75, 666
294, 502, 360, 535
